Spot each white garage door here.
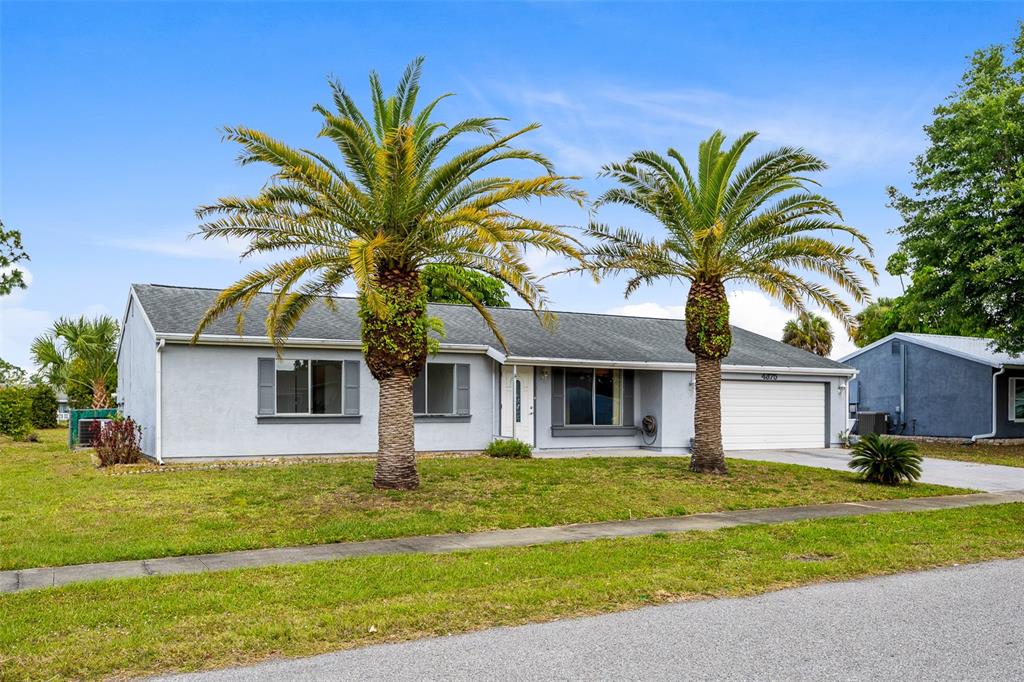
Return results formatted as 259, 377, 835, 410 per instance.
721, 381, 825, 450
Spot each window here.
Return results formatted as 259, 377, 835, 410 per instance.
413, 362, 470, 415
259, 358, 357, 416
1012, 378, 1024, 423
565, 368, 622, 426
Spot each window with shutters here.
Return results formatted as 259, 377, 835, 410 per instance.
412, 362, 470, 416
258, 358, 360, 416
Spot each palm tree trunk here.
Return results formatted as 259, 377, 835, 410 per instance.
373, 371, 420, 490
690, 354, 728, 473
91, 378, 109, 409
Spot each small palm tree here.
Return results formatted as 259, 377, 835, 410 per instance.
31, 316, 119, 408
577, 131, 876, 474
193, 59, 585, 490
849, 433, 922, 484
782, 312, 834, 356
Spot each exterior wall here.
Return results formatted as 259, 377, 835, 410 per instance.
655, 371, 695, 452
116, 298, 157, 456
159, 344, 498, 459
995, 368, 1024, 438
846, 339, 992, 438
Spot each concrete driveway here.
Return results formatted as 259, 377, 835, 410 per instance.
156, 558, 1024, 681
727, 448, 1024, 493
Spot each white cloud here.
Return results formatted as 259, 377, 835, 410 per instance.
107, 234, 253, 260
606, 289, 857, 361
0, 267, 53, 370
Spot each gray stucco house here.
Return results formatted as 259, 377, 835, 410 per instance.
116, 284, 856, 462
841, 333, 1024, 440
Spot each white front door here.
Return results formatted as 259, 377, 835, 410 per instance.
721, 380, 826, 450
501, 365, 535, 445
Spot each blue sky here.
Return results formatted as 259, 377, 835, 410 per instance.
2, 1, 1021, 369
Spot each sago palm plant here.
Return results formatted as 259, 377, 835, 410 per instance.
192, 59, 585, 490
782, 312, 834, 356
576, 131, 877, 474
848, 433, 922, 485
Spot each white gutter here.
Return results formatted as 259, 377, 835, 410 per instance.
500, 355, 858, 376
971, 366, 1006, 442
154, 339, 165, 464
160, 333, 502, 359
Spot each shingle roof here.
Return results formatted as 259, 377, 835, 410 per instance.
843, 332, 1022, 368
130, 283, 852, 371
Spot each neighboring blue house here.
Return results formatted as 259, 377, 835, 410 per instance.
841, 333, 1024, 440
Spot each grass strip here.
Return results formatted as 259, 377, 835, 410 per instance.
2, 503, 1022, 681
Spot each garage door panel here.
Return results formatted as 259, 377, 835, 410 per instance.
721, 381, 825, 449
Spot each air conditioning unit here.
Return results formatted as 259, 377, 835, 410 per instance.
78, 419, 112, 447
856, 411, 888, 436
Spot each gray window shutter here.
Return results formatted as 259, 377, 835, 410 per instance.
456, 363, 471, 415
258, 358, 275, 415
550, 367, 564, 427
622, 369, 634, 426
344, 360, 360, 415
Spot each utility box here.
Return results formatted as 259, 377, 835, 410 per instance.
856, 411, 888, 436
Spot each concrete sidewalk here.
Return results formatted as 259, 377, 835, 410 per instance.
4, 489, 1023, 594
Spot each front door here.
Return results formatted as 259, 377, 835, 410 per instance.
501, 365, 535, 445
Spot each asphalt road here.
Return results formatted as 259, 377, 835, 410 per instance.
159, 558, 1024, 681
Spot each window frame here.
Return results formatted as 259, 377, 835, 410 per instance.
414, 362, 458, 416
564, 368, 623, 427
272, 358, 346, 416
1011, 377, 1024, 423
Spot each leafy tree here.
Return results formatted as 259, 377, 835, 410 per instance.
782, 312, 834, 356
31, 316, 119, 409
194, 59, 584, 490
885, 24, 1024, 353
0, 386, 33, 440
421, 264, 509, 307
28, 384, 58, 429
0, 358, 27, 387
0, 220, 29, 296
575, 131, 875, 473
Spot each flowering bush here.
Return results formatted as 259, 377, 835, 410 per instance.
94, 417, 143, 466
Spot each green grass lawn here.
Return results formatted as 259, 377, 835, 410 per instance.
2, 503, 1022, 681
917, 440, 1024, 468
0, 429, 970, 570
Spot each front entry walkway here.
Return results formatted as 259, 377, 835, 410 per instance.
726, 449, 1024, 493
4, 490, 1022, 594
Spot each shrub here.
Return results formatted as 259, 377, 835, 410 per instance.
848, 433, 922, 485
485, 438, 533, 459
94, 417, 143, 466
28, 384, 58, 429
0, 386, 34, 440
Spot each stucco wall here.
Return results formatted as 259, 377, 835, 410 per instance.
116, 298, 157, 456
159, 345, 498, 459
533, 368, 644, 449
656, 371, 696, 452
846, 339, 992, 438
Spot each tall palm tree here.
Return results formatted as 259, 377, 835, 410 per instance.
578, 131, 876, 474
782, 312, 834, 356
31, 316, 119, 408
193, 59, 585, 490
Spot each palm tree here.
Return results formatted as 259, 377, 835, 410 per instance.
578, 131, 876, 474
193, 59, 585, 490
782, 312, 834, 356
31, 316, 119, 408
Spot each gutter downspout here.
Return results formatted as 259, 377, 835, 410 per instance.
972, 366, 1005, 442
155, 339, 165, 464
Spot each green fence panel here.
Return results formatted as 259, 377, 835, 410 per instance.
68, 409, 118, 448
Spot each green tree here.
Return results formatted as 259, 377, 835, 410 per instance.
421, 264, 509, 307
0, 358, 27, 387
31, 316, 119, 409
194, 59, 585, 490
576, 131, 875, 473
0, 220, 29, 296
782, 312, 834, 356
28, 384, 58, 429
886, 24, 1024, 353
